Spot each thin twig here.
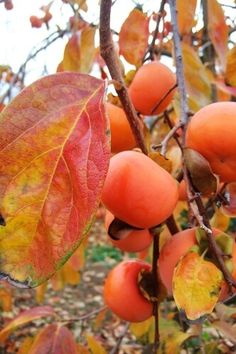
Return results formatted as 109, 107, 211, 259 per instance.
165, 214, 179, 235
60, 305, 108, 324
99, 0, 148, 155
152, 121, 183, 157
150, 227, 161, 353
109, 322, 129, 354
143, 0, 167, 62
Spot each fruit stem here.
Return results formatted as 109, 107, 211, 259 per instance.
151, 227, 161, 352
99, 0, 148, 155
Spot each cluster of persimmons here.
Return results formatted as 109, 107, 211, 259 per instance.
99, 59, 236, 323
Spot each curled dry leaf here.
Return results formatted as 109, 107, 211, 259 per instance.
149, 151, 172, 173
108, 217, 143, 241
173, 252, 223, 320
183, 148, 218, 196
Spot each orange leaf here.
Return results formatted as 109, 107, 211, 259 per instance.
176, 0, 197, 35
119, 8, 150, 67
207, 0, 228, 70
173, 252, 223, 320
0, 306, 55, 343
62, 27, 96, 73
226, 46, 236, 86
17, 337, 34, 354
28, 324, 78, 354
0, 72, 110, 287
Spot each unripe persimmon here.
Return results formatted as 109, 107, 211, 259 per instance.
128, 61, 176, 115
105, 210, 153, 252
101, 151, 179, 228
106, 102, 136, 153
186, 102, 236, 183
103, 259, 153, 322
158, 227, 236, 301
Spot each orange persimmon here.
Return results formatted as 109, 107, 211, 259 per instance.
186, 102, 236, 183
106, 102, 136, 153
128, 61, 176, 115
101, 150, 179, 228
103, 259, 153, 322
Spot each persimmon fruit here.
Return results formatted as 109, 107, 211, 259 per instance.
104, 210, 153, 252
103, 259, 153, 322
106, 102, 136, 153
158, 227, 236, 301
101, 150, 179, 228
128, 61, 176, 115
186, 102, 236, 183
30, 16, 43, 28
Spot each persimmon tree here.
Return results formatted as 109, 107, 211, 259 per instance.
1, 0, 236, 353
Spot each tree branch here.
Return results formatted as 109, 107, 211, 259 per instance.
99, 0, 148, 155
168, 0, 236, 293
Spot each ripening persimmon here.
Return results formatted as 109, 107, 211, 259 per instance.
128, 61, 176, 115
178, 180, 188, 201
104, 210, 153, 252
106, 102, 136, 153
103, 259, 153, 322
158, 227, 236, 301
186, 102, 236, 183
101, 151, 179, 228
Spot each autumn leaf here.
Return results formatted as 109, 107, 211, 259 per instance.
61, 27, 96, 73
207, 0, 228, 70
119, 8, 150, 67
85, 334, 107, 354
130, 318, 152, 338
0, 72, 110, 287
182, 43, 212, 111
173, 252, 223, 320
176, 0, 197, 36
226, 46, 236, 86
184, 148, 218, 196
0, 306, 55, 343
28, 324, 78, 354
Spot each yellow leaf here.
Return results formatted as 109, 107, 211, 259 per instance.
149, 152, 172, 173
226, 46, 236, 86
210, 209, 230, 232
182, 43, 212, 111
173, 252, 223, 320
176, 0, 197, 35
130, 317, 152, 338
86, 334, 107, 354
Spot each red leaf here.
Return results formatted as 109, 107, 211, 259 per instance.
28, 324, 78, 354
0, 72, 110, 287
119, 8, 150, 66
0, 306, 55, 343
207, 0, 228, 70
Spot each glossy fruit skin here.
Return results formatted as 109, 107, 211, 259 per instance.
158, 227, 236, 301
186, 102, 236, 183
105, 210, 153, 252
106, 102, 136, 153
103, 259, 153, 322
128, 61, 176, 115
101, 151, 179, 228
